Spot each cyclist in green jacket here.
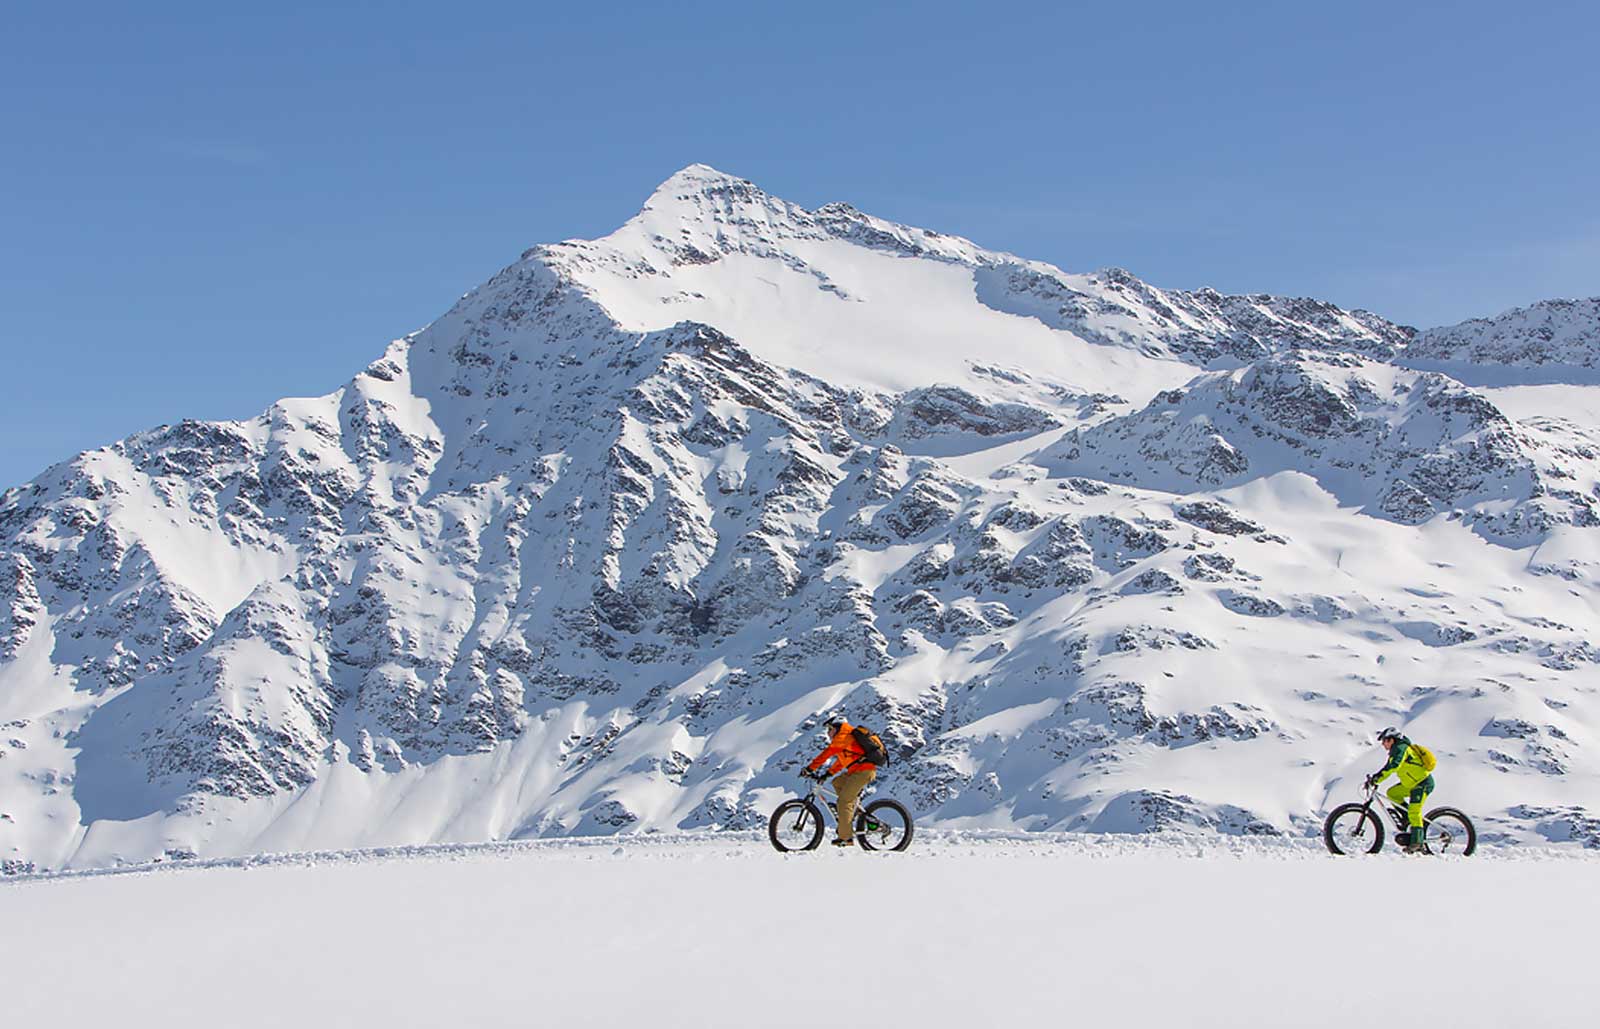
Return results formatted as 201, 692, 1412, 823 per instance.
1367, 726, 1435, 853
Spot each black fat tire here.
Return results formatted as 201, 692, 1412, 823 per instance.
1324, 803, 1384, 855
769, 799, 826, 853
1423, 807, 1478, 857
855, 799, 914, 852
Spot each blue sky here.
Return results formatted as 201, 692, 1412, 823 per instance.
3, 1, 1597, 489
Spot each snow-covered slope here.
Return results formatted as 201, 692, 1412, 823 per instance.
5, 835, 1596, 1029
3, 165, 1599, 874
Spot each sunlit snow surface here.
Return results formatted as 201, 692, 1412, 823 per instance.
4, 835, 1595, 1028
3, 163, 1600, 874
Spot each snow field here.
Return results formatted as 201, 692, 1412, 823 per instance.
3, 834, 1593, 1028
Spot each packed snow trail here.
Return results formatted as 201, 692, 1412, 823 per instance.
2, 835, 1591, 1028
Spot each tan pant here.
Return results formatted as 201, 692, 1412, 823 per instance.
833, 768, 876, 841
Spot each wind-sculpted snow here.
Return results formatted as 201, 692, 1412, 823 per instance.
3, 164, 1600, 872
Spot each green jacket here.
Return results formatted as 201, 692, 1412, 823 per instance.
1371, 736, 1432, 789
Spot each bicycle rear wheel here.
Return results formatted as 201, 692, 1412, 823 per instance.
855, 799, 913, 852
1324, 803, 1384, 855
769, 799, 825, 853
1422, 808, 1477, 856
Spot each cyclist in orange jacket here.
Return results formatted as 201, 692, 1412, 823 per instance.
803, 715, 878, 847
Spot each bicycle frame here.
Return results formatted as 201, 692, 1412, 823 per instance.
1358, 783, 1414, 832
800, 778, 876, 831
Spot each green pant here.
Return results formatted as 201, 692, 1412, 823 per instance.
1386, 776, 1433, 831
833, 768, 875, 841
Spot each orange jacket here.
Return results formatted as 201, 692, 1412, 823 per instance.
806, 721, 876, 776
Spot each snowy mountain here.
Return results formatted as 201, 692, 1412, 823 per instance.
3, 164, 1599, 873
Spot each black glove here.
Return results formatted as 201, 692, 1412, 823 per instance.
803, 769, 825, 781
1364, 774, 1379, 789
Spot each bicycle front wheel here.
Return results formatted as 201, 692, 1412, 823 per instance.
855, 799, 913, 852
769, 799, 826, 853
1324, 803, 1384, 855
1422, 808, 1477, 856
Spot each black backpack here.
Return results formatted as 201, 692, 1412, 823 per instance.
851, 726, 889, 766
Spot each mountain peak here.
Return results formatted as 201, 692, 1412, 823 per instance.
657, 162, 747, 187
641, 163, 765, 210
